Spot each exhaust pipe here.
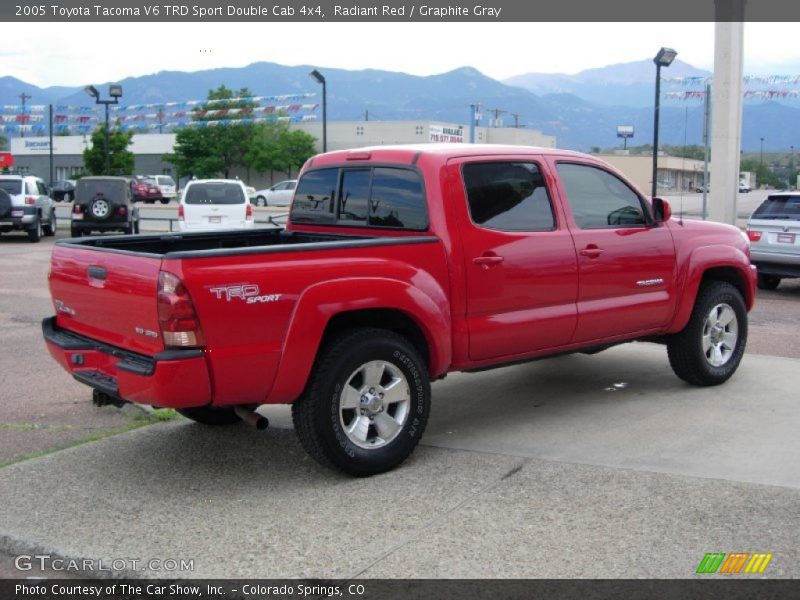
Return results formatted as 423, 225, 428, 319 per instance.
234, 406, 269, 430
92, 389, 127, 408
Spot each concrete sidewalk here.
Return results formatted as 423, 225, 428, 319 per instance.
1, 344, 799, 579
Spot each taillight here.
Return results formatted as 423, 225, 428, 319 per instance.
178, 204, 185, 220
118, 205, 127, 216
25, 196, 36, 205
747, 230, 762, 242
157, 271, 204, 348
72, 204, 83, 214
246, 203, 253, 220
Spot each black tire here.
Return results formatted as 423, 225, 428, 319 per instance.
0, 190, 11, 218
757, 273, 781, 290
667, 281, 748, 386
27, 217, 42, 243
43, 210, 57, 236
177, 406, 242, 426
292, 328, 431, 476
90, 197, 113, 221
256, 196, 266, 207
70, 226, 82, 238
133, 219, 140, 234
160, 198, 169, 205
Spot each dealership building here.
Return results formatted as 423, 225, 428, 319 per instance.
8, 120, 557, 189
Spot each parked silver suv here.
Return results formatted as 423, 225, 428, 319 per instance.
746, 192, 800, 289
0, 175, 57, 242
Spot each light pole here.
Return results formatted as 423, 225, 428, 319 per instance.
85, 84, 123, 175
651, 47, 677, 199
309, 69, 327, 153
760, 137, 764, 165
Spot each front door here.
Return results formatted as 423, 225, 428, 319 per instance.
553, 161, 677, 343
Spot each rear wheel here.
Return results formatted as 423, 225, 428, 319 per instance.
177, 406, 242, 426
160, 198, 169, 205
667, 281, 747, 386
27, 217, 42, 243
292, 328, 431, 476
757, 273, 781, 290
70, 226, 82, 238
43, 210, 57, 236
255, 196, 266, 207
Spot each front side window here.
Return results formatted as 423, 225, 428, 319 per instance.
557, 163, 647, 229
462, 162, 555, 231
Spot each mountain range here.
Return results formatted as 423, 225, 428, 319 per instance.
2, 59, 799, 152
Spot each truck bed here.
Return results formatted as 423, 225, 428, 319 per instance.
57, 228, 428, 258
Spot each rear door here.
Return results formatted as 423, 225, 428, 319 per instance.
183, 181, 248, 230
452, 157, 579, 361
49, 245, 165, 355
552, 160, 677, 343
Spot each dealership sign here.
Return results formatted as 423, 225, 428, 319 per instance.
429, 125, 464, 143
0, 152, 12, 167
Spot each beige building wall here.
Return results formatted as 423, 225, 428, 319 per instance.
600, 154, 711, 195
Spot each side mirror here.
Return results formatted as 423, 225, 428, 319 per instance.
652, 197, 672, 223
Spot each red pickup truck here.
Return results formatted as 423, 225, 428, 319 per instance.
43, 145, 756, 476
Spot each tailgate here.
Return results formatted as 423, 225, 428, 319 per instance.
49, 244, 165, 356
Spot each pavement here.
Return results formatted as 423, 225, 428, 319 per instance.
1, 344, 799, 579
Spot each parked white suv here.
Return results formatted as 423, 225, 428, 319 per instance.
178, 179, 254, 231
151, 175, 177, 204
746, 192, 800, 289
0, 175, 57, 242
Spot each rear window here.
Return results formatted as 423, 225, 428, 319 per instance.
76, 179, 127, 202
157, 176, 175, 186
0, 180, 23, 195
291, 167, 427, 230
184, 182, 245, 205
752, 195, 800, 219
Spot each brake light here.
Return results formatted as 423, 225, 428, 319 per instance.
178, 204, 185, 220
72, 204, 82, 214
157, 271, 204, 348
25, 196, 36, 205
118, 205, 127, 216
246, 203, 253, 220
747, 230, 762, 242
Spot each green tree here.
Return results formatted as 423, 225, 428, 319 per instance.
166, 85, 258, 179
82, 127, 135, 175
0, 134, 8, 151
275, 129, 316, 177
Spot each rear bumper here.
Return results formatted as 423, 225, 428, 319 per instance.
70, 219, 130, 232
0, 206, 36, 229
42, 317, 212, 408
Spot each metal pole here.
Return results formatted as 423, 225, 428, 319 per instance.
104, 102, 110, 175
651, 63, 662, 199
321, 80, 327, 153
702, 83, 711, 219
469, 104, 476, 144
49, 104, 54, 186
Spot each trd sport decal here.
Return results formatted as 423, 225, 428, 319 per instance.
208, 284, 282, 304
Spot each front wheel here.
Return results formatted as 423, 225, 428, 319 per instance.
27, 217, 42, 243
255, 196, 266, 207
292, 328, 431, 476
667, 281, 747, 386
177, 406, 242, 425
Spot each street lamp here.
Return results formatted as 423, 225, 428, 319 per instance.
85, 84, 123, 175
651, 47, 677, 199
760, 137, 765, 165
309, 69, 327, 153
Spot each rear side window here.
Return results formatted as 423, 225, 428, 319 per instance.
462, 162, 555, 231
557, 163, 647, 228
752, 195, 800, 218
291, 167, 427, 230
0, 180, 23, 195
185, 182, 245, 205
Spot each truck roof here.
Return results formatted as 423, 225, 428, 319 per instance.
306, 143, 587, 168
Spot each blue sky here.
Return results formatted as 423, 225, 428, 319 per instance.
4, 22, 799, 87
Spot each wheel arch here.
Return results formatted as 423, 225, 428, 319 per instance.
266, 278, 451, 404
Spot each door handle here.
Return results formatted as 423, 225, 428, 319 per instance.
579, 245, 605, 258
473, 255, 504, 269
87, 266, 107, 280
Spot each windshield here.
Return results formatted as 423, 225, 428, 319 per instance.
184, 182, 245, 205
0, 180, 23, 195
752, 195, 800, 219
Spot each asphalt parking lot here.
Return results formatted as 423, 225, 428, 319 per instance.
1, 218, 799, 580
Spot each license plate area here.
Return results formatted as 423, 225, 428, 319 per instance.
208, 216, 222, 224
776, 233, 796, 244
